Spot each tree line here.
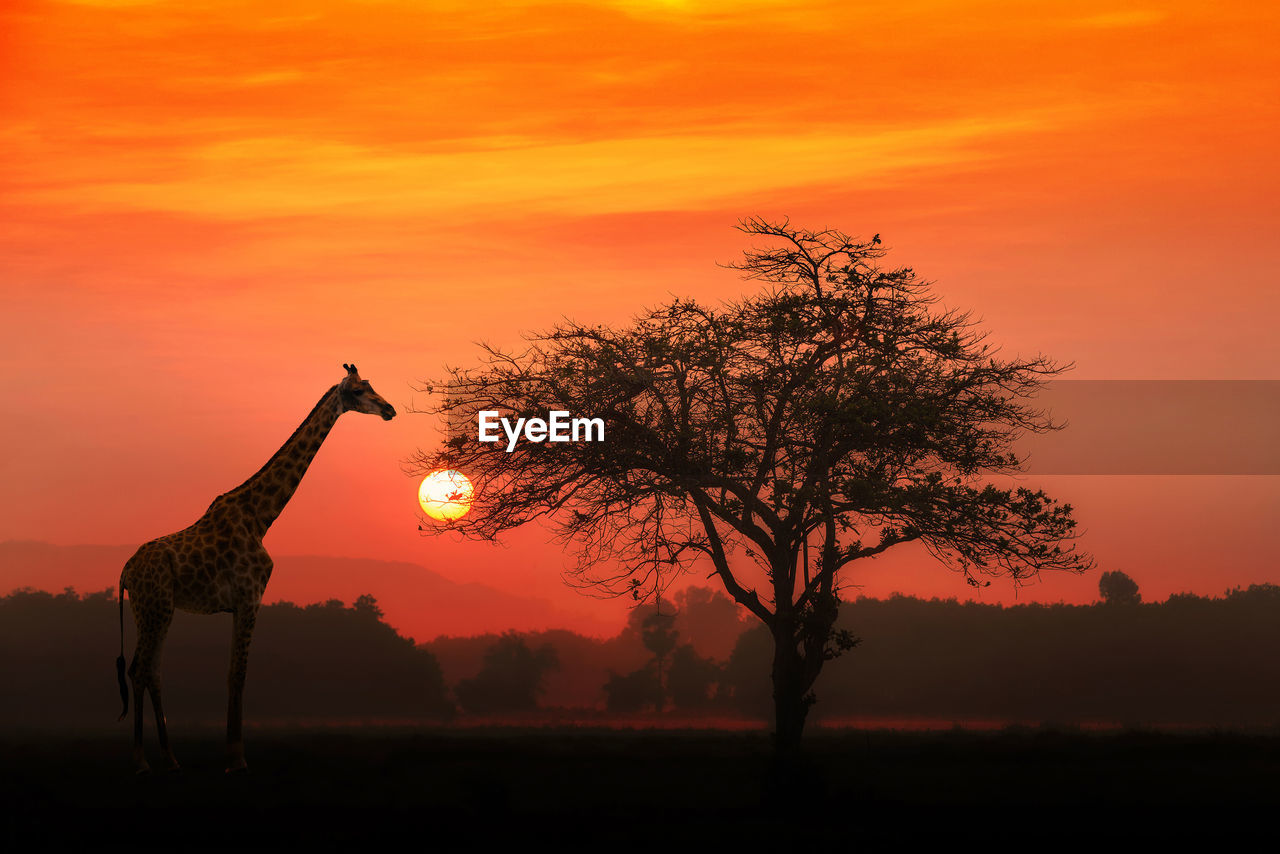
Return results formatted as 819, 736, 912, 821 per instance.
4, 577, 1280, 729
2, 588, 453, 728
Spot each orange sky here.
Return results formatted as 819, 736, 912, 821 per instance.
2, 0, 1278, 637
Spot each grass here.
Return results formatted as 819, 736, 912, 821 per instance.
4, 725, 1279, 846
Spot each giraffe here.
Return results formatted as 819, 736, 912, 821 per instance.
114, 363, 396, 774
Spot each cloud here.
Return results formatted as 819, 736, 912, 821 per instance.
16, 115, 1056, 221
1072, 10, 1166, 29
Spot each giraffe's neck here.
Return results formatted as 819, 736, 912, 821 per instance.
224, 385, 344, 537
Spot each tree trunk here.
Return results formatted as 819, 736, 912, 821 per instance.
770, 623, 812, 754
766, 622, 829, 805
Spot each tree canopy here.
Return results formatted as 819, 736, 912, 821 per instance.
454, 631, 560, 714
1099, 570, 1141, 605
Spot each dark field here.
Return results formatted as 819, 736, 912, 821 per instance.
5, 726, 1280, 847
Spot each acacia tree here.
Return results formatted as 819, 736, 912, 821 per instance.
409, 218, 1092, 751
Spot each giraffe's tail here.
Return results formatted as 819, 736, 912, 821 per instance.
116, 576, 128, 721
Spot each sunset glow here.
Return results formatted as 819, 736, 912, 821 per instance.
2, 0, 1277, 639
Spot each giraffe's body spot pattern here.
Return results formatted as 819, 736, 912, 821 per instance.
117, 365, 396, 773
122, 523, 273, 615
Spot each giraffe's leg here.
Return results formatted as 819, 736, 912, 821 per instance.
148, 650, 181, 772
128, 599, 173, 775
226, 603, 258, 773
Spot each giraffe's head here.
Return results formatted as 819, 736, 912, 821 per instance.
338, 363, 397, 421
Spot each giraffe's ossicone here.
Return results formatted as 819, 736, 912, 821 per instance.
115, 363, 396, 774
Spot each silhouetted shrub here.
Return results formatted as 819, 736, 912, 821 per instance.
454, 632, 559, 714
667, 644, 721, 709
603, 664, 663, 713
1100, 570, 1141, 605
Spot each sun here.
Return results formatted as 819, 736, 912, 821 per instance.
418, 469, 474, 522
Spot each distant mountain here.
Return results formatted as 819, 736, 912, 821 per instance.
0, 541, 136, 596
0, 540, 612, 641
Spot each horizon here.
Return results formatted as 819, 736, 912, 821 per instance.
8, 578, 1280, 734
2, 539, 1271, 647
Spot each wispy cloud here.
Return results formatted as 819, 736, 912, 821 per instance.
1072, 9, 1167, 28
15, 115, 1056, 220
